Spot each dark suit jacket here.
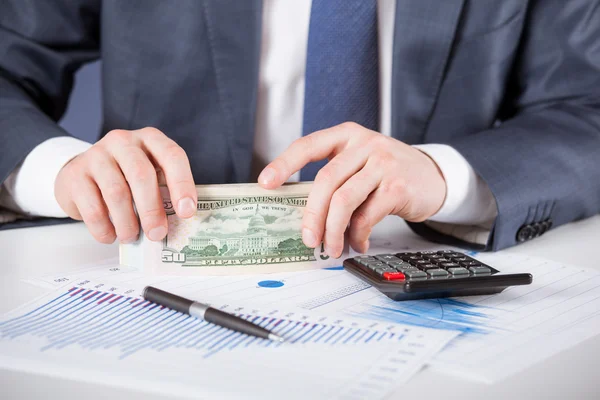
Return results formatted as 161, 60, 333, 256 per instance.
1, 0, 599, 250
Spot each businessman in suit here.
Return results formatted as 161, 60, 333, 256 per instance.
0, 0, 599, 256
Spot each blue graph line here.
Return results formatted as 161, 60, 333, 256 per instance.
1, 287, 405, 360
350, 298, 494, 334
0, 288, 75, 328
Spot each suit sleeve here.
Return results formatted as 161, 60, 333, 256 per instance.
0, 0, 100, 185
410, 0, 600, 251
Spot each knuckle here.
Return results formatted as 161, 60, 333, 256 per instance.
294, 135, 314, 154
128, 158, 155, 183
104, 182, 131, 204
105, 129, 132, 145
351, 210, 370, 230
140, 126, 163, 137
84, 204, 107, 225
139, 207, 164, 223
331, 188, 354, 209
339, 121, 360, 131
62, 158, 84, 180
164, 145, 187, 163
381, 178, 406, 197
82, 145, 101, 160
315, 167, 335, 185
303, 207, 323, 226
368, 134, 389, 148
373, 152, 397, 170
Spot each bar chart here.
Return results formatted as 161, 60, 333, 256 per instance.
0, 286, 410, 360
0, 283, 458, 399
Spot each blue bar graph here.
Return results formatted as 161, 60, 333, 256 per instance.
0, 287, 404, 360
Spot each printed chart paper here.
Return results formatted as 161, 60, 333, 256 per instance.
0, 282, 458, 400
25, 248, 600, 383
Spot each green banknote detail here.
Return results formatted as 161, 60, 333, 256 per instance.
161, 196, 314, 267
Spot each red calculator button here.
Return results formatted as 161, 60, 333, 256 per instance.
383, 272, 405, 281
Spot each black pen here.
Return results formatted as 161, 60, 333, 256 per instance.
142, 286, 285, 342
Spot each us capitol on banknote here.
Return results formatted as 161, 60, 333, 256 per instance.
120, 182, 345, 275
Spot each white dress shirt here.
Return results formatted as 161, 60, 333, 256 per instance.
0, 0, 497, 244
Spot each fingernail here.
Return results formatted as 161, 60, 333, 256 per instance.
258, 167, 276, 186
148, 226, 167, 241
302, 228, 317, 247
178, 197, 196, 217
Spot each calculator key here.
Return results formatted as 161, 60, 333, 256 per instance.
436, 258, 450, 263
437, 250, 455, 254
396, 265, 420, 273
395, 253, 416, 260
448, 267, 470, 275
406, 255, 422, 261
419, 264, 439, 270
445, 253, 461, 258
355, 256, 376, 265
425, 254, 444, 259
427, 269, 449, 278
375, 254, 401, 262
374, 267, 386, 276
414, 259, 430, 265
388, 261, 411, 268
460, 261, 481, 268
404, 270, 428, 280
469, 266, 491, 275
440, 262, 460, 269
367, 266, 386, 275
367, 261, 386, 268
417, 251, 437, 255
382, 272, 406, 281
452, 257, 469, 262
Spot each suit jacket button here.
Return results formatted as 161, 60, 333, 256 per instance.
531, 223, 542, 237
516, 225, 533, 242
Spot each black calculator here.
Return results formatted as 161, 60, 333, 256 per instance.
343, 250, 532, 301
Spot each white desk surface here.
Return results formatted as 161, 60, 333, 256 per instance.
1, 216, 599, 399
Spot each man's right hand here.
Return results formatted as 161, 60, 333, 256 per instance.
54, 127, 197, 244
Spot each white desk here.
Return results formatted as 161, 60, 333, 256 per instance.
2, 216, 600, 399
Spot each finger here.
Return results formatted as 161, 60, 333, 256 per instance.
348, 187, 399, 253
72, 176, 116, 244
88, 148, 139, 243
54, 160, 83, 220
138, 128, 197, 218
111, 145, 167, 242
322, 166, 383, 257
301, 147, 370, 248
258, 125, 352, 188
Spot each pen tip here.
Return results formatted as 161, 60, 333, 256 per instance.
269, 333, 285, 343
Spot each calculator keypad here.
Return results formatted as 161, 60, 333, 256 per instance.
349, 251, 496, 282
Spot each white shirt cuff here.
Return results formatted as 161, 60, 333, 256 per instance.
0, 136, 92, 218
413, 144, 498, 245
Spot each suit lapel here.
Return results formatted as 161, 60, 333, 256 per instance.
202, 0, 262, 181
391, 0, 464, 143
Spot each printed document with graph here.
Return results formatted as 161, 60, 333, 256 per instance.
0, 278, 457, 400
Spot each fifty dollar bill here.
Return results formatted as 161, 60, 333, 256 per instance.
120, 182, 346, 275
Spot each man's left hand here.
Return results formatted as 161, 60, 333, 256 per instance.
258, 122, 447, 257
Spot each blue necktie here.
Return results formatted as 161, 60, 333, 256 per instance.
300, 0, 379, 181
